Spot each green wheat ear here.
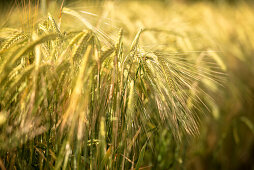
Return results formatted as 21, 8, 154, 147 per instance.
1, 31, 28, 52
71, 31, 90, 63
48, 13, 61, 35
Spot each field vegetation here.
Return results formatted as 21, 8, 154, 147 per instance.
0, 0, 253, 169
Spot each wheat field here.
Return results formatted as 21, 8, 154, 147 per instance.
0, 0, 253, 169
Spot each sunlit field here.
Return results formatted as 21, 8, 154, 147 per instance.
0, 0, 253, 169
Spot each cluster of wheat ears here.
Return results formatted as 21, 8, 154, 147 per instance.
1, 0, 253, 169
